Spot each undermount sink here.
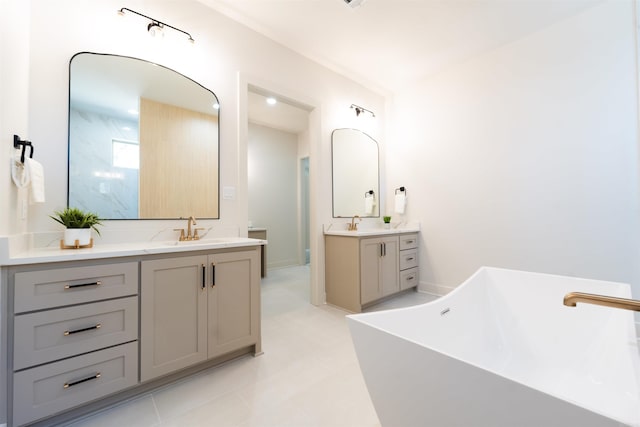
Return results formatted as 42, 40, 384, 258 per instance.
173, 237, 236, 246
148, 237, 263, 250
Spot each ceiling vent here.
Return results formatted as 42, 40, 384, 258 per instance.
344, 0, 366, 8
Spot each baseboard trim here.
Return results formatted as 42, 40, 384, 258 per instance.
267, 260, 304, 270
419, 281, 454, 296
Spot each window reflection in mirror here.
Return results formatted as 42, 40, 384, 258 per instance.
331, 128, 379, 218
68, 52, 220, 219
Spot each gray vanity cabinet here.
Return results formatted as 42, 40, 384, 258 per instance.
4, 242, 262, 426
141, 248, 261, 382
325, 232, 419, 313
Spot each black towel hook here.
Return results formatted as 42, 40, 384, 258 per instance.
13, 134, 33, 164
395, 186, 406, 195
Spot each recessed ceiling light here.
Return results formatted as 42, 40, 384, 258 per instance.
266, 97, 277, 105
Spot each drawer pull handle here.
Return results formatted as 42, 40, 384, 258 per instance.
64, 372, 101, 389
406, 240, 414, 244
64, 323, 102, 336
202, 264, 206, 290
406, 276, 415, 281
406, 257, 414, 261
65, 281, 102, 290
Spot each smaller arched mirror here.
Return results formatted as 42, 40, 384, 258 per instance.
331, 128, 379, 218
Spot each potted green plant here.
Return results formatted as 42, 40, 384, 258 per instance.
383, 216, 392, 228
50, 207, 102, 247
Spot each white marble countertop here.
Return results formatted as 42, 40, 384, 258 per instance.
1, 237, 266, 266
323, 223, 420, 237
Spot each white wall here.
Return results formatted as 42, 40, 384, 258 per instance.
0, 0, 30, 421
5, 0, 385, 305
1, 0, 30, 237
248, 123, 299, 269
388, 0, 640, 295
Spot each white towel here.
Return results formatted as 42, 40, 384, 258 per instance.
10, 150, 30, 188
26, 158, 45, 204
394, 193, 406, 214
365, 195, 375, 215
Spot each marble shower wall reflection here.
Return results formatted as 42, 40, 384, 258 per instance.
68, 107, 139, 218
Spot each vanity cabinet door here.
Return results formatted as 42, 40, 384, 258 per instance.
360, 236, 399, 304
380, 238, 400, 298
140, 255, 208, 382
207, 249, 261, 358
361, 239, 383, 305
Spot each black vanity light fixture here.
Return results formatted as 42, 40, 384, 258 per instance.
117, 8, 195, 44
350, 104, 375, 118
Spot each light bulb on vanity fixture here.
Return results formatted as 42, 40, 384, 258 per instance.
147, 21, 165, 38
117, 7, 195, 44
350, 104, 375, 118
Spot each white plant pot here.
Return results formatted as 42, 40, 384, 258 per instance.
64, 228, 92, 247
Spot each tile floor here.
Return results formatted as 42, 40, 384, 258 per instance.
67, 265, 438, 427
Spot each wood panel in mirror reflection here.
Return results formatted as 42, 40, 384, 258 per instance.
68, 52, 220, 219
140, 98, 218, 218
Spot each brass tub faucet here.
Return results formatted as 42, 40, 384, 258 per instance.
563, 292, 640, 312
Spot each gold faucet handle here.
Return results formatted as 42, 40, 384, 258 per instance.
193, 228, 205, 240
173, 228, 186, 241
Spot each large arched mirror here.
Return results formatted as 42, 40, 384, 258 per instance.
68, 52, 220, 219
331, 128, 379, 218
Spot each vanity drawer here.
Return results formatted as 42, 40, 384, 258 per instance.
13, 341, 138, 427
400, 267, 419, 291
399, 234, 418, 250
14, 262, 138, 313
14, 297, 138, 370
399, 249, 418, 271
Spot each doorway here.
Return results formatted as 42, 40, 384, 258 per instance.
247, 86, 313, 305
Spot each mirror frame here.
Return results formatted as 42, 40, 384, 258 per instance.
331, 128, 380, 218
67, 51, 221, 220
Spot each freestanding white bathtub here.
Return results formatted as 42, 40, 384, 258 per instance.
348, 267, 640, 427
